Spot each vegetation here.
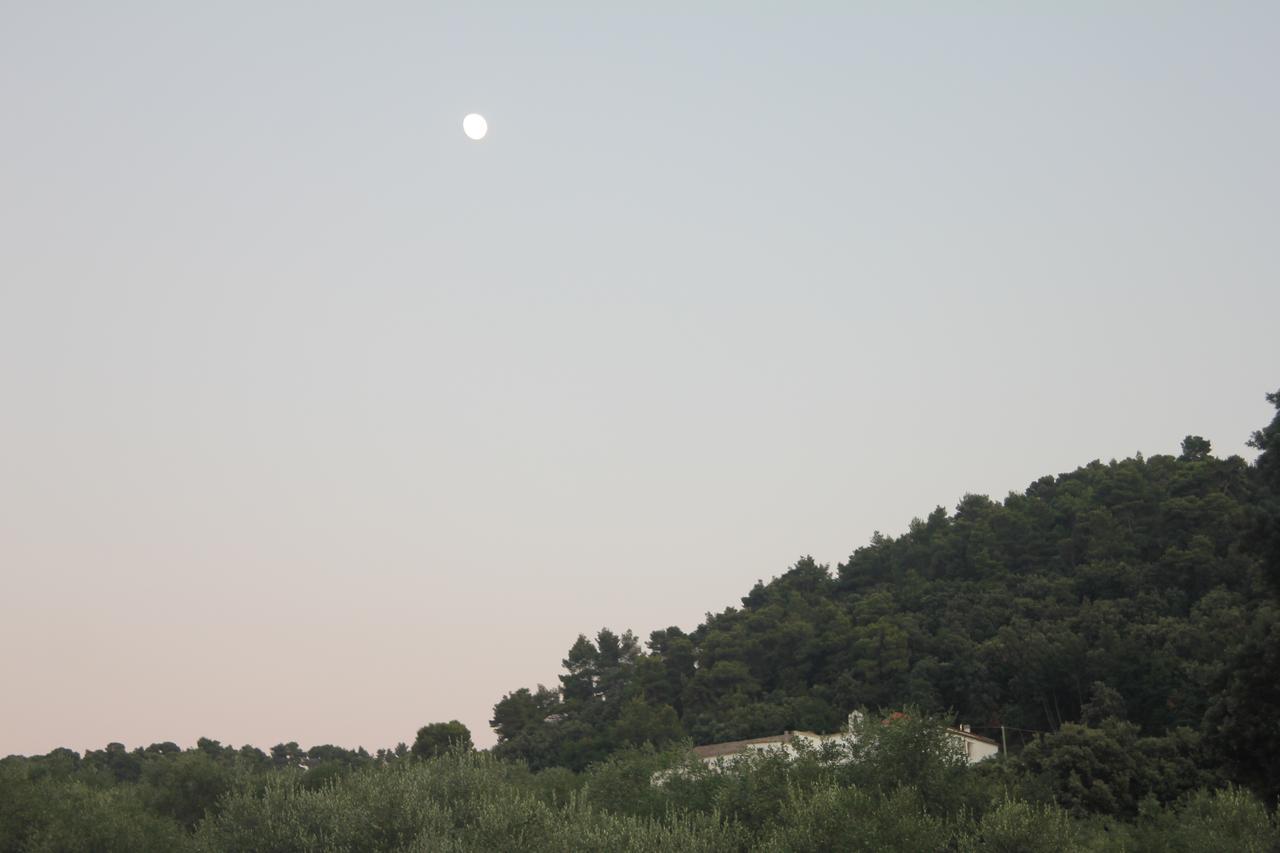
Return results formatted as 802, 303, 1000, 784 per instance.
3, 390, 1278, 850
3, 716, 1278, 851
494, 393, 1280, 799
412, 721, 474, 760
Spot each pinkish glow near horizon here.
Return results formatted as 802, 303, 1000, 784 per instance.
2, 3, 1279, 756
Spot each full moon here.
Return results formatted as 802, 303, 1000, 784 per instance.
462, 113, 488, 141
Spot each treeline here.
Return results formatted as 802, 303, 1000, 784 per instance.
3, 712, 1279, 851
3, 390, 1279, 849
492, 392, 1280, 806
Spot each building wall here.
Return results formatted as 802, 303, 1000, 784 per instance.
698, 728, 998, 769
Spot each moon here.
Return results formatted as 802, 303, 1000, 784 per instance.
462, 113, 488, 141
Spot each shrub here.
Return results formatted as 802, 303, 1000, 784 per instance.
962, 798, 1078, 853
758, 784, 951, 852
1127, 786, 1280, 853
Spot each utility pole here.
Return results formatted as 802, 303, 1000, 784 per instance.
1001, 725, 1008, 758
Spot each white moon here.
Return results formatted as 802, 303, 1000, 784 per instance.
462, 113, 488, 141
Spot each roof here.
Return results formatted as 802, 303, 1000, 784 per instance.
691, 725, 1000, 759
692, 733, 796, 760
949, 728, 999, 746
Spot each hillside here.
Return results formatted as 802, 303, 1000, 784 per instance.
492, 393, 1280, 804
4, 391, 1279, 849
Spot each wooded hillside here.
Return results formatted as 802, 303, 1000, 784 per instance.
492, 392, 1280, 806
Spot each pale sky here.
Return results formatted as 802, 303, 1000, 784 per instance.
2, 3, 1277, 756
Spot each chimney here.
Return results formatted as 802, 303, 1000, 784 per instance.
961, 724, 970, 733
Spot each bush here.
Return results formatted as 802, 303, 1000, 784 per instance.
836, 708, 976, 818
140, 750, 236, 828
962, 798, 1078, 853
1126, 787, 1280, 853
759, 784, 951, 852
3, 778, 189, 853
580, 745, 675, 819
193, 750, 747, 853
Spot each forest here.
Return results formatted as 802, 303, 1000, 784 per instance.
3, 389, 1278, 851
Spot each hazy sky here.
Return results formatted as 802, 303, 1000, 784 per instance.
2, 3, 1278, 756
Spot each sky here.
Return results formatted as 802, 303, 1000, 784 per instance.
1, 2, 1278, 756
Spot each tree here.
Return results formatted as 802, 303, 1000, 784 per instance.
270, 742, 303, 768
839, 709, 969, 813
613, 700, 684, 748
491, 685, 561, 744
196, 737, 227, 759
411, 720, 473, 759
82, 742, 142, 784
1247, 389, 1280, 590
1081, 682, 1126, 726
560, 635, 599, 705
594, 629, 641, 704
141, 749, 232, 829
484, 388, 1276, 782
1203, 605, 1280, 803
1016, 719, 1143, 816
1179, 435, 1212, 462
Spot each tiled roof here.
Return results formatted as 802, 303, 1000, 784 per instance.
950, 728, 999, 746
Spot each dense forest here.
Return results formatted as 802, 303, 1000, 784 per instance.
3, 390, 1279, 851
491, 393, 1280, 799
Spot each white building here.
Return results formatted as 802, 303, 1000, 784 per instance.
689, 719, 1000, 768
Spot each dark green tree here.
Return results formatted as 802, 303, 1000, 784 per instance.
1203, 604, 1280, 802
411, 720, 474, 759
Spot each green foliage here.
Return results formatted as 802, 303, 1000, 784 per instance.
614, 699, 684, 749
490, 393, 1280, 814
1165, 786, 1280, 853
1247, 389, 1280, 591
140, 750, 235, 829
1203, 602, 1280, 803
702, 748, 812, 832
192, 765, 455, 852
960, 799, 1078, 853
529, 766, 582, 807
836, 709, 970, 812
758, 785, 950, 852
81, 742, 143, 784
580, 744, 682, 819
4, 730, 1279, 851
1125, 786, 1280, 853
6, 388, 1280, 847
0, 768, 188, 853
1015, 717, 1222, 817
493, 631, 688, 771
193, 750, 746, 853
411, 720, 474, 760
1017, 719, 1143, 816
